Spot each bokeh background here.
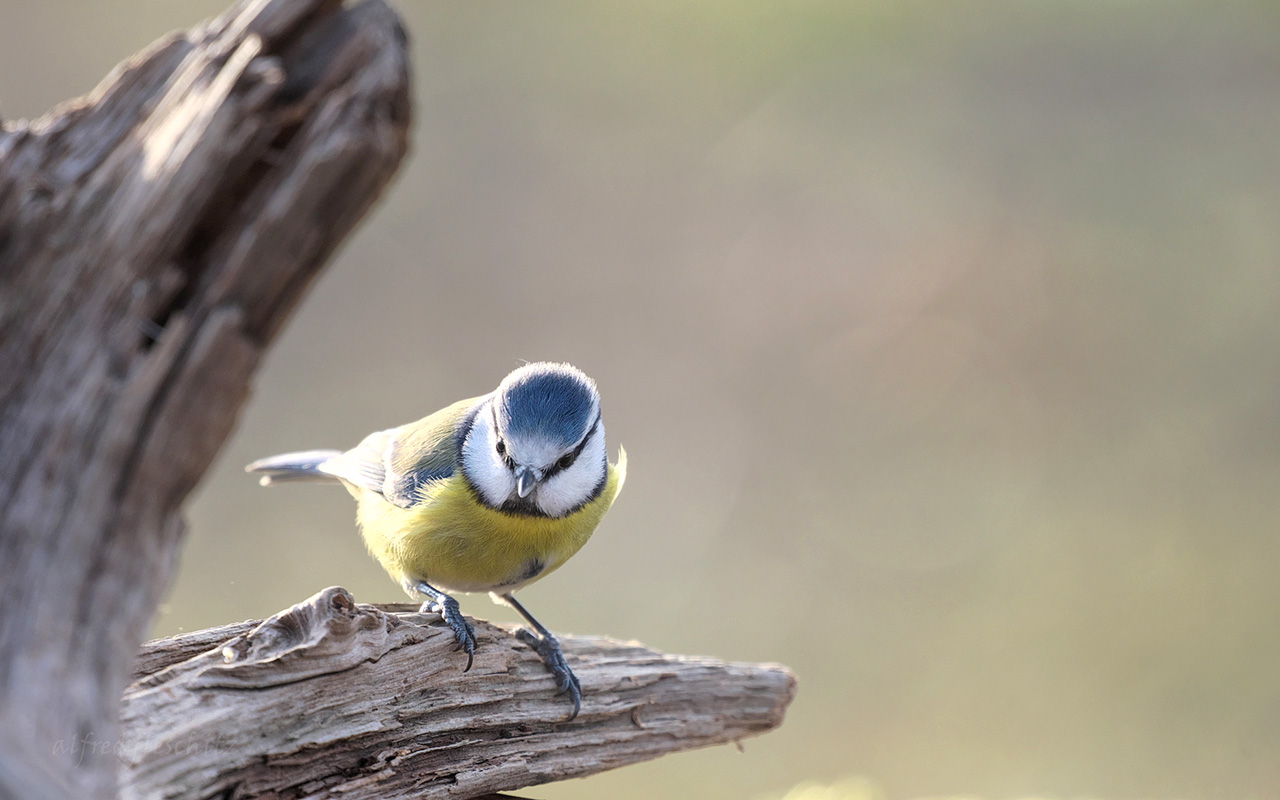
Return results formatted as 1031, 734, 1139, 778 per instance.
5, 2, 1279, 798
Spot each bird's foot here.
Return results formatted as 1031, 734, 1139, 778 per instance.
420, 594, 476, 671
516, 627, 582, 721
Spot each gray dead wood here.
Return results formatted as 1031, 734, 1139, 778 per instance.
121, 587, 797, 800
0, 1, 411, 798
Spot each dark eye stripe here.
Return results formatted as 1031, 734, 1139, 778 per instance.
491, 403, 517, 470
543, 413, 600, 479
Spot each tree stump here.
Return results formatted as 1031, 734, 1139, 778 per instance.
0, 1, 411, 796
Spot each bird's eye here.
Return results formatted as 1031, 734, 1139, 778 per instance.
557, 452, 576, 471
495, 439, 506, 456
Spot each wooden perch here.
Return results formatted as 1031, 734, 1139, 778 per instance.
0, 1, 410, 797
121, 588, 796, 800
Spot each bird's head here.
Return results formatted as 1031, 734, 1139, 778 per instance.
462, 362, 608, 517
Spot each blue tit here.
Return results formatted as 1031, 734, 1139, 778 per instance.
246, 362, 626, 719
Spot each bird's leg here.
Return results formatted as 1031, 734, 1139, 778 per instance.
405, 578, 476, 671
495, 592, 582, 721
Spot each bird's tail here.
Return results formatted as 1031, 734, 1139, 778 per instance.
245, 450, 343, 486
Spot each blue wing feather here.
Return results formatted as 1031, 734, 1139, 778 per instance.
317, 396, 485, 509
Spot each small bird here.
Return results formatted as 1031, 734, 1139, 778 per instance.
246, 362, 625, 719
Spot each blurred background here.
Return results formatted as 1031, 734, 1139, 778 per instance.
4, 2, 1279, 798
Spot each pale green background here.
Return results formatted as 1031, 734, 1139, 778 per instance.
4, 2, 1279, 798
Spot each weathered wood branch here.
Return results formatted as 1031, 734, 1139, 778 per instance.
0, 1, 410, 797
121, 588, 796, 800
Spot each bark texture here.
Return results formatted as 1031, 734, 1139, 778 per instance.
0, 1, 411, 797
121, 588, 797, 800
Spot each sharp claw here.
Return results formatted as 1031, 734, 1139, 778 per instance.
566, 690, 581, 722
420, 595, 477, 671
459, 618, 476, 672
515, 627, 582, 721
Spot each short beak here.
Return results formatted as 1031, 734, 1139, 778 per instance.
515, 466, 538, 498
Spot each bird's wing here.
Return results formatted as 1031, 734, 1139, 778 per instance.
315, 427, 395, 492
320, 395, 487, 509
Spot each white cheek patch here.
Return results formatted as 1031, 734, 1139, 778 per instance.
535, 424, 608, 517
462, 404, 608, 517
460, 406, 515, 507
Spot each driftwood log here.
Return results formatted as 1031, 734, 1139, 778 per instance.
0, 0, 796, 798
121, 587, 796, 800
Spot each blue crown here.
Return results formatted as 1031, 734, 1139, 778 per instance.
495, 363, 598, 448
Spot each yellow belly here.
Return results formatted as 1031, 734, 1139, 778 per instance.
354, 450, 625, 594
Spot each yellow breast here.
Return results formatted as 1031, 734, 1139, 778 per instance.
354, 449, 626, 594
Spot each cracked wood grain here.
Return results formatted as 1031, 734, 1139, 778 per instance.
122, 588, 797, 800
0, 1, 411, 797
